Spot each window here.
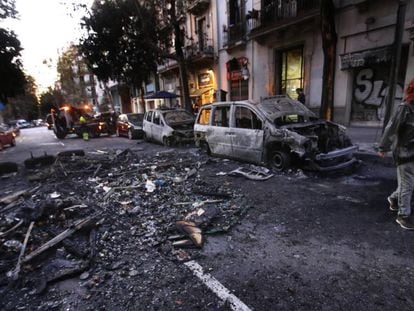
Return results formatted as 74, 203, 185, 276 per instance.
278, 47, 304, 100
230, 79, 248, 101
153, 111, 161, 125
197, 107, 211, 125
212, 106, 230, 127
146, 111, 153, 122
235, 107, 262, 129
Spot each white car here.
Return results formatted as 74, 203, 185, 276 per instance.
143, 108, 195, 146
194, 96, 357, 171
16, 119, 31, 128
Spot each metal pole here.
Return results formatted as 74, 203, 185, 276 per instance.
383, 0, 407, 132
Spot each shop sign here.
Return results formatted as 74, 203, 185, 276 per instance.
340, 46, 392, 70
198, 72, 213, 87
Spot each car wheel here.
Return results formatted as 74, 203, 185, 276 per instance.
128, 129, 133, 140
143, 132, 149, 142
10, 137, 16, 147
163, 136, 174, 147
0, 142, 3, 151
116, 128, 120, 137
269, 150, 291, 171
200, 141, 211, 155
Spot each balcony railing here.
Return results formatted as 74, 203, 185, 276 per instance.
224, 22, 246, 47
252, 0, 320, 30
184, 37, 214, 59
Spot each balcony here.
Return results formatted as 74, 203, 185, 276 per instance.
187, 0, 210, 15
250, 0, 320, 39
184, 37, 214, 66
224, 22, 246, 48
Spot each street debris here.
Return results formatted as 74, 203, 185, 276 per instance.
229, 165, 274, 181
0, 148, 250, 307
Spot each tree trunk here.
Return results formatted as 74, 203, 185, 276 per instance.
320, 0, 337, 121
140, 85, 146, 113
170, 0, 192, 112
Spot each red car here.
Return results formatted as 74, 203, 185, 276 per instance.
0, 125, 16, 150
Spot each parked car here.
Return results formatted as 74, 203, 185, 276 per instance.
16, 119, 31, 128
116, 113, 144, 139
143, 108, 195, 146
6, 121, 20, 137
0, 125, 16, 150
194, 95, 358, 171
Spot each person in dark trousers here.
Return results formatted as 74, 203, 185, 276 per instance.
296, 88, 306, 105
378, 78, 414, 230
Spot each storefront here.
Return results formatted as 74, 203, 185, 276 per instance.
340, 45, 408, 126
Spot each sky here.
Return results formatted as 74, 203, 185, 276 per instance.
2, 0, 93, 94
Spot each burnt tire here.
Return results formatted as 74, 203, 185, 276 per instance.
24, 155, 56, 169
269, 150, 291, 171
163, 136, 174, 147
143, 132, 149, 142
10, 137, 16, 147
57, 149, 85, 157
200, 141, 211, 155
0, 162, 18, 175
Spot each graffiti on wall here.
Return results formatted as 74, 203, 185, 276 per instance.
352, 67, 403, 122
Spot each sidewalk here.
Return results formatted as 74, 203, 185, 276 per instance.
346, 126, 393, 163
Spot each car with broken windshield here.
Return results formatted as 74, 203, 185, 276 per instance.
194, 96, 357, 171
143, 108, 195, 146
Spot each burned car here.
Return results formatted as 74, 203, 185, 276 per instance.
143, 108, 195, 146
194, 96, 357, 171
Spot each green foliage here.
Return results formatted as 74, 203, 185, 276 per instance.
80, 0, 160, 87
0, 0, 26, 104
3, 75, 38, 121
39, 87, 64, 116
57, 45, 91, 105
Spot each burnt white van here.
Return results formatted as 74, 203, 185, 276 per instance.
194, 96, 357, 171
143, 108, 195, 146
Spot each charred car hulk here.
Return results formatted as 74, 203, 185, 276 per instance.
194, 96, 357, 171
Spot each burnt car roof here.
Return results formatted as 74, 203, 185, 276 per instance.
203, 96, 315, 119
258, 96, 316, 119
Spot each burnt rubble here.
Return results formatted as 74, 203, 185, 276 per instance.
0, 148, 249, 309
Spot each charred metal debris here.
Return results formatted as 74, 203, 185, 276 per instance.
0, 149, 250, 298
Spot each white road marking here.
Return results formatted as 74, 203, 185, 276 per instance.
184, 260, 252, 311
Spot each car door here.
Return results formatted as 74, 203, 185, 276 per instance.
206, 104, 233, 156
143, 111, 153, 139
230, 105, 264, 164
151, 111, 164, 143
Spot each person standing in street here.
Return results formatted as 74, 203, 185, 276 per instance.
296, 88, 306, 105
378, 78, 414, 230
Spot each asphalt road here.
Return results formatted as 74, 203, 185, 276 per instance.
1, 126, 413, 310
0, 126, 164, 164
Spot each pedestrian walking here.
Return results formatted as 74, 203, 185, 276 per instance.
378, 78, 414, 230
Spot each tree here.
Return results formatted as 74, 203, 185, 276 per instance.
0, 0, 26, 104
39, 87, 64, 116
319, 0, 337, 121
160, 0, 192, 112
80, 0, 160, 111
3, 75, 38, 120
57, 45, 89, 105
